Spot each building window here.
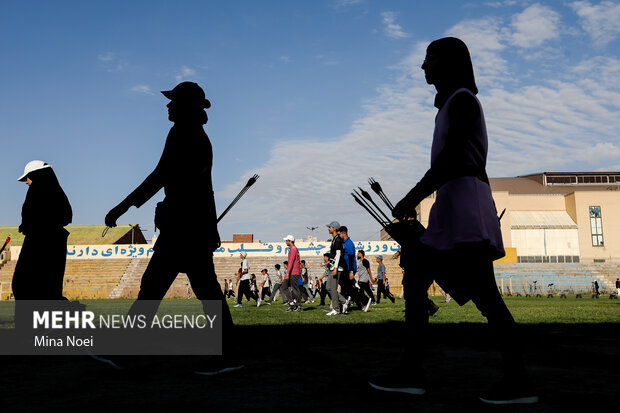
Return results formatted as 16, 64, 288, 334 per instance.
589, 206, 604, 246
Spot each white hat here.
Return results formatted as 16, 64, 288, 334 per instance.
240, 251, 247, 258
283, 235, 295, 242
18, 160, 52, 181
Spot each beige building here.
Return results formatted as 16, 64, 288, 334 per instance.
414, 172, 620, 263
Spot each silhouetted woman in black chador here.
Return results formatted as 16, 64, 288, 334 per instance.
12, 161, 72, 299
369, 38, 537, 405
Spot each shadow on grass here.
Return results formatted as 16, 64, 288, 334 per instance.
0, 322, 617, 412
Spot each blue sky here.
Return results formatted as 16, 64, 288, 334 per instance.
1, 0, 620, 242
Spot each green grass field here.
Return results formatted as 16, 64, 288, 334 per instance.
224, 295, 620, 325
0, 295, 618, 412
3, 296, 615, 328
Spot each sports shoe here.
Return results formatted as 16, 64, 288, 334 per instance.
266, 301, 271, 305
363, 298, 372, 312
195, 357, 245, 376
371, 302, 377, 306
342, 297, 351, 314
325, 309, 339, 316
257, 298, 261, 307
368, 374, 426, 395
293, 305, 303, 312
479, 378, 539, 405
233, 303, 242, 308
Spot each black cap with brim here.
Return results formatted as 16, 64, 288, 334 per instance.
161, 81, 211, 108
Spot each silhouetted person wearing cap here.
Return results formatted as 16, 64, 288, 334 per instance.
369, 38, 537, 404
105, 81, 240, 374
13, 161, 72, 300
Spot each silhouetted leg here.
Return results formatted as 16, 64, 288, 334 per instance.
469, 259, 525, 379
128, 251, 179, 324
402, 269, 434, 376
185, 256, 235, 353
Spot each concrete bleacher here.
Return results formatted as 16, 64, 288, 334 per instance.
494, 263, 619, 295
4, 252, 615, 300
108, 255, 406, 299
0, 259, 132, 300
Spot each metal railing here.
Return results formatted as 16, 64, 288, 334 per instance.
495, 274, 613, 296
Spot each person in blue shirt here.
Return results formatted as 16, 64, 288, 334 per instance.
339, 226, 369, 311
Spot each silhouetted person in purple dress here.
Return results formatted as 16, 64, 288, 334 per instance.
369, 38, 537, 405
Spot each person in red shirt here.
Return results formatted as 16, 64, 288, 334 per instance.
282, 235, 302, 312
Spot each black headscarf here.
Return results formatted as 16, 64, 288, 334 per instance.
20, 167, 72, 235
427, 37, 478, 108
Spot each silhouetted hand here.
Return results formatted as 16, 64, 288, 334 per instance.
105, 201, 131, 227
392, 197, 415, 221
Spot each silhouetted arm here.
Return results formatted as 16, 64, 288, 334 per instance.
105, 135, 171, 227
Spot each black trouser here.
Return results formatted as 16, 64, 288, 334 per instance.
402, 243, 524, 378
340, 275, 367, 308
358, 281, 376, 304
237, 279, 254, 304
128, 247, 234, 352
260, 287, 271, 300
319, 284, 328, 305
300, 283, 310, 300
376, 279, 394, 303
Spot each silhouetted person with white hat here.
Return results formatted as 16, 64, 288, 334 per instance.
12, 160, 71, 300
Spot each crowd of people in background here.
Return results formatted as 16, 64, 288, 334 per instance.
222, 223, 401, 315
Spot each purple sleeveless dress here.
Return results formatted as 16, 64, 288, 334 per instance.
419, 88, 505, 260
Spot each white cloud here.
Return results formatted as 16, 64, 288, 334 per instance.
97, 52, 125, 72
131, 85, 154, 95
175, 66, 197, 82
485, 0, 518, 7
509, 4, 560, 48
446, 18, 509, 86
570, 1, 620, 47
280, 56, 291, 63
217, 11, 620, 241
334, 0, 361, 7
381, 11, 409, 39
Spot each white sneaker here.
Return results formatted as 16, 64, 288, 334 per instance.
342, 297, 351, 314
233, 304, 242, 308
326, 309, 339, 316
257, 298, 261, 307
